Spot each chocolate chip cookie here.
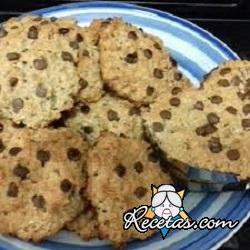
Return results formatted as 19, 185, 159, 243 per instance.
0, 120, 88, 241
143, 63, 250, 180
98, 19, 191, 104
86, 133, 172, 246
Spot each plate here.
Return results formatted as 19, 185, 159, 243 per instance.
1, 2, 250, 250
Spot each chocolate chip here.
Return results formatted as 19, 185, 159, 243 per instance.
148, 152, 158, 163
128, 31, 138, 40
152, 122, 164, 132
58, 28, 69, 34
67, 148, 81, 161
169, 97, 181, 107
9, 77, 18, 87
196, 124, 217, 137
79, 78, 88, 89
238, 90, 250, 101
32, 195, 46, 209
174, 72, 182, 81
12, 122, 25, 128
154, 42, 161, 50
134, 161, 144, 174
208, 137, 222, 153
146, 86, 154, 96
60, 179, 72, 192
50, 17, 57, 22
207, 112, 220, 125
83, 126, 93, 134
160, 110, 171, 120
114, 164, 126, 178
33, 58, 47, 70
143, 49, 152, 59
33, 16, 42, 22
231, 75, 242, 86
129, 107, 141, 116
13, 165, 30, 180
226, 149, 240, 161
9, 147, 22, 156
0, 139, 5, 153
242, 119, 250, 129
69, 41, 79, 50
12, 98, 24, 113
7, 182, 18, 197
61, 51, 73, 62
134, 187, 147, 199
220, 67, 231, 76
107, 109, 119, 121
193, 101, 204, 111
243, 104, 250, 115
237, 92, 245, 100
218, 79, 230, 87
28, 26, 38, 39
37, 150, 50, 166
82, 50, 89, 57
170, 57, 177, 67
0, 27, 7, 38
7, 52, 20, 61
100, 20, 111, 28
76, 33, 84, 43
171, 87, 182, 95
36, 84, 47, 98
125, 52, 138, 64
0, 123, 3, 132
153, 68, 163, 79
80, 104, 90, 114
226, 106, 237, 115
210, 95, 223, 104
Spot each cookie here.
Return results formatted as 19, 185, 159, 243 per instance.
98, 18, 191, 104
0, 121, 88, 241
0, 49, 80, 128
65, 95, 143, 144
0, 16, 103, 105
87, 133, 172, 246
143, 62, 250, 180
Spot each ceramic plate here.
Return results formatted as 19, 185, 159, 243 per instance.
1, 2, 249, 250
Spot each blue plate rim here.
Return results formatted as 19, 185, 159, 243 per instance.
1, 2, 248, 250
31, 1, 239, 61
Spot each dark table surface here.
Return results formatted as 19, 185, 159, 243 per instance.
0, 1, 249, 249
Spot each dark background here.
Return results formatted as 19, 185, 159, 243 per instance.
0, 1, 249, 249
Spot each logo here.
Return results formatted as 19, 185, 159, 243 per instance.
123, 184, 239, 239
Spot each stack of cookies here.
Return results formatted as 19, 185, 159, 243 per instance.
0, 16, 179, 247
0, 15, 249, 248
